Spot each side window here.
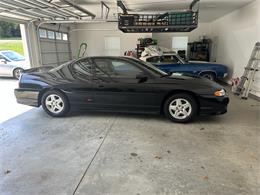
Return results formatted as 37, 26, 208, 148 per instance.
72, 59, 93, 80
94, 59, 143, 78
173, 56, 182, 64
0, 54, 5, 60
159, 55, 181, 64
0, 54, 8, 63
147, 56, 160, 63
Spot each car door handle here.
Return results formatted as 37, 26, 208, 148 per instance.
98, 85, 105, 88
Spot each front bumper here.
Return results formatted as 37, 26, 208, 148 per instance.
198, 95, 229, 115
14, 89, 40, 107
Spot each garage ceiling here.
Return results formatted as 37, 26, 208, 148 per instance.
0, 0, 95, 23
77, 0, 254, 22
0, 0, 255, 23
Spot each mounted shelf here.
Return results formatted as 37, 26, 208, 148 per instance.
118, 11, 198, 33
117, 0, 199, 33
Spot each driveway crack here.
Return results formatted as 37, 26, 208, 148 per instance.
72, 115, 117, 195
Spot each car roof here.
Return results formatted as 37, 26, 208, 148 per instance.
80, 56, 137, 60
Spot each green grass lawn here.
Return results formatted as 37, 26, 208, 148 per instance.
0, 39, 24, 55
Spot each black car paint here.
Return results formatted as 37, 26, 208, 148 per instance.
15, 57, 229, 115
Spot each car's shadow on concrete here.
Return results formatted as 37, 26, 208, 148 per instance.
67, 110, 223, 124
1, 106, 224, 127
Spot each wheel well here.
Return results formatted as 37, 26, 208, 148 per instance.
38, 88, 68, 106
160, 90, 200, 114
12, 67, 23, 75
199, 71, 217, 78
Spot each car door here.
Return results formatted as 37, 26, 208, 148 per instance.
0, 54, 12, 76
170, 55, 195, 74
91, 57, 161, 112
67, 58, 95, 109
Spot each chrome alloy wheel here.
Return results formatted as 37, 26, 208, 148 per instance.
14, 68, 23, 79
45, 94, 64, 114
169, 98, 192, 120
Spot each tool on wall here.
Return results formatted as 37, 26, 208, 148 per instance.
101, 1, 110, 19
235, 42, 260, 99
77, 43, 88, 58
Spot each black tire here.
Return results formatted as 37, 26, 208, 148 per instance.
164, 93, 198, 123
13, 68, 23, 79
41, 90, 70, 117
200, 72, 216, 81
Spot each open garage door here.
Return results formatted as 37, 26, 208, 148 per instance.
38, 26, 72, 66
0, 0, 96, 67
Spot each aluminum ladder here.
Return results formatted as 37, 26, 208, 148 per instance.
235, 42, 260, 99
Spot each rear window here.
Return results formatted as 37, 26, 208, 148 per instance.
71, 59, 93, 80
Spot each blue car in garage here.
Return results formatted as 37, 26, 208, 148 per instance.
140, 53, 228, 81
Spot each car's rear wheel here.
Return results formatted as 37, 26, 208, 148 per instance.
13, 68, 23, 79
200, 72, 216, 81
41, 90, 70, 117
164, 93, 198, 123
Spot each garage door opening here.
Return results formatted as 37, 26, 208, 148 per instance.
0, 21, 32, 123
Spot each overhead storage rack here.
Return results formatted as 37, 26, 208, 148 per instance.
117, 0, 200, 33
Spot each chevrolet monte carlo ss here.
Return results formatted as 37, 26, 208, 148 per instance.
15, 56, 229, 123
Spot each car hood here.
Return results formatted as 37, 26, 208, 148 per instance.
159, 73, 225, 93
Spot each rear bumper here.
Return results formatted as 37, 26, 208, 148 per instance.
14, 89, 40, 107
198, 95, 229, 115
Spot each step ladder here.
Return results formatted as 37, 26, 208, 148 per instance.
235, 42, 260, 99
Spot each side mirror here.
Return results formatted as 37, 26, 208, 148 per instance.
136, 73, 148, 83
0, 59, 7, 64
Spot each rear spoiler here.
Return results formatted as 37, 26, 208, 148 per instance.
22, 66, 54, 73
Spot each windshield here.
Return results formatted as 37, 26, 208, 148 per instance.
177, 54, 188, 63
2, 51, 25, 61
129, 58, 168, 76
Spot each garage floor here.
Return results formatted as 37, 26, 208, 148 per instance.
0, 80, 259, 195
0, 78, 31, 123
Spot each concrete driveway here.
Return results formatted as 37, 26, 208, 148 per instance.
0, 84, 259, 195
0, 78, 31, 123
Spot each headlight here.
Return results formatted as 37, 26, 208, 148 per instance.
214, 89, 226, 97
223, 73, 228, 78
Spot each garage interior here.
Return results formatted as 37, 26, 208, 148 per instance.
0, 0, 260, 195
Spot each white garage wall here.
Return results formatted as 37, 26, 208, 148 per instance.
209, 0, 260, 97
71, 22, 152, 57
152, 23, 211, 49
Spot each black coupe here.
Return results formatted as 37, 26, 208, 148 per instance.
14, 57, 229, 123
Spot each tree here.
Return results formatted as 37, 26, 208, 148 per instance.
0, 21, 21, 38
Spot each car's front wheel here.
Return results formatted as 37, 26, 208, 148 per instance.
41, 90, 70, 117
200, 72, 216, 81
13, 68, 23, 79
164, 93, 198, 123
